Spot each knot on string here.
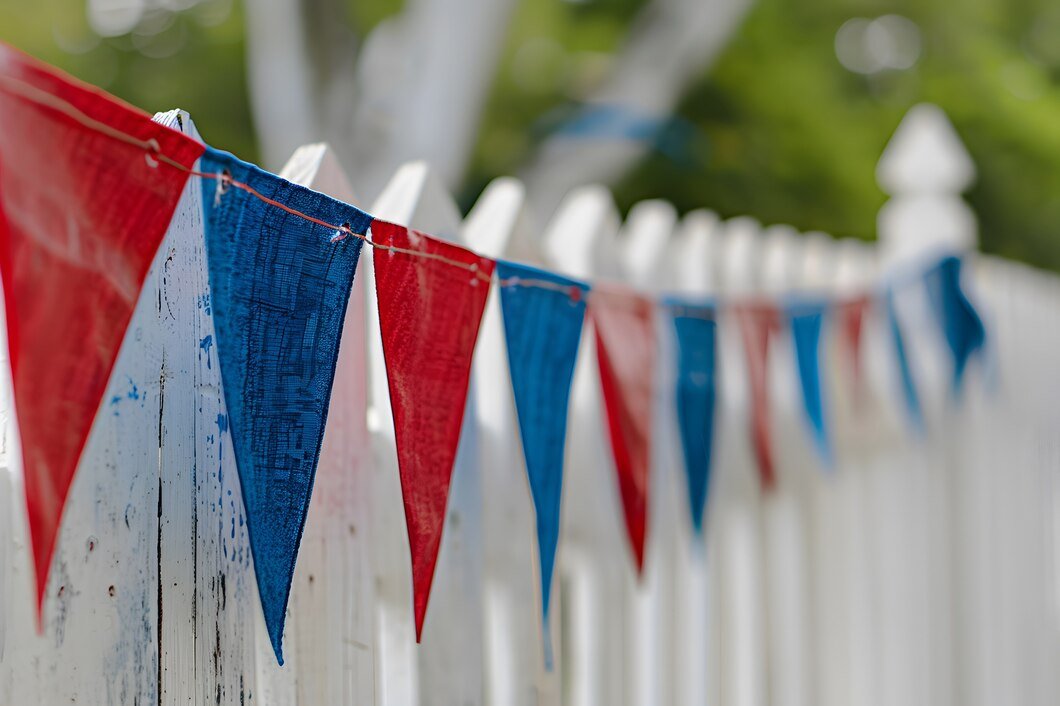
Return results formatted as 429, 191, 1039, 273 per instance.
330, 222, 352, 243
143, 138, 161, 168
213, 168, 232, 207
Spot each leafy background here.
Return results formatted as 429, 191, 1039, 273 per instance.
2, 0, 1058, 268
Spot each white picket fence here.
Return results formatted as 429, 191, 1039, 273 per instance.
0, 104, 1057, 706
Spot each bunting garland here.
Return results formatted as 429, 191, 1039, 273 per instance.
590, 286, 656, 573
736, 306, 780, 490
668, 300, 718, 534
789, 301, 832, 465
886, 288, 925, 433
924, 256, 986, 394
371, 219, 494, 640
0, 45, 996, 662
495, 261, 588, 660
200, 148, 371, 663
838, 295, 870, 406
0, 43, 204, 616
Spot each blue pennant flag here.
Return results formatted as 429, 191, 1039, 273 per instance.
788, 301, 832, 466
886, 288, 925, 433
199, 148, 371, 664
923, 255, 986, 394
495, 261, 588, 664
668, 299, 718, 535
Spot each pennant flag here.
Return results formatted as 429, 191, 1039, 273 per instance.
200, 148, 370, 664
371, 219, 494, 640
923, 255, 986, 393
0, 44, 204, 614
668, 300, 718, 535
838, 296, 870, 405
886, 288, 924, 433
495, 261, 588, 662
736, 305, 780, 490
589, 286, 656, 573
788, 301, 832, 465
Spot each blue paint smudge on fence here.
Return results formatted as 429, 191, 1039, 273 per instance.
199, 335, 214, 369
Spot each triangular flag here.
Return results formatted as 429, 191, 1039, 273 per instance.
495, 261, 588, 663
735, 305, 780, 490
923, 255, 986, 394
199, 148, 371, 664
886, 288, 924, 433
668, 300, 718, 535
589, 286, 656, 573
371, 219, 494, 640
838, 295, 870, 406
0, 44, 203, 614
788, 301, 832, 465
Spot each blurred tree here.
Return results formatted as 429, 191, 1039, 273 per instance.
1, 0, 1058, 268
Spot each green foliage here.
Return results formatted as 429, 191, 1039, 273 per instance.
470, 0, 1060, 268
2, 0, 1058, 268
0, 0, 256, 161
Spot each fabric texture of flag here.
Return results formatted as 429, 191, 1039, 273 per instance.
371, 219, 494, 640
668, 300, 718, 535
200, 147, 371, 664
589, 286, 656, 573
496, 261, 588, 655
0, 42, 204, 615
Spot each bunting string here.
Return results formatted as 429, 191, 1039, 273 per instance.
0, 70, 933, 314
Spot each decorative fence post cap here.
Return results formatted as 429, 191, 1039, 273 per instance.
876, 103, 976, 196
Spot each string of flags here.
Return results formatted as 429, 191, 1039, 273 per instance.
0, 43, 987, 664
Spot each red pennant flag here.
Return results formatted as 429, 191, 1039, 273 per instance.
0, 43, 203, 613
839, 295, 870, 407
589, 286, 655, 574
371, 219, 494, 639
736, 305, 780, 490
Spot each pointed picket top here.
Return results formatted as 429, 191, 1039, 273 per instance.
667, 210, 721, 296
373, 161, 465, 242
464, 177, 539, 265
718, 216, 764, 295
759, 225, 803, 295
542, 185, 623, 280
877, 104, 975, 197
619, 199, 678, 288
281, 144, 359, 202
799, 232, 839, 291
